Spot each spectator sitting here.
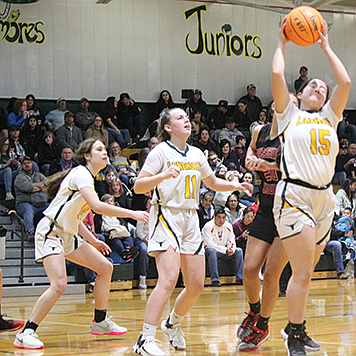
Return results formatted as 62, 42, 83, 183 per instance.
294, 65, 309, 93
95, 168, 117, 199
7, 99, 29, 130
347, 143, 356, 179
75, 97, 98, 131
147, 136, 158, 150
184, 89, 208, 121
83, 114, 109, 147
192, 126, 218, 157
100, 194, 138, 262
208, 150, 222, 173
14, 156, 48, 241
21, 116, 44, 154
249, 108, 268, 135
37, 131, 61, 176
202, 208, 244, 286
233, 207, 255, 254
335, 212, 356, 262
232, 98, 254, 140
187, 118, 202, 145
238, 84, 263, 122
0, 104, 7, 134
102, 96, 130, 147
48, 146, 78, 176
224, 193, 241, 225
44, 97, 68, 131
333, 140, 351, 186
26, 94, 44, 127
56, 111, 83, 151
109, 177, 130, 208
219, 139, 242, 171
335, 179, 356, 217
337, 113, 356, 145
0, 136, 19, 200
198, 191, 215, 230
118, 93, 142, 139
5, 97, 18, 118
232, 135, 248, 165
326, 207, 354, 279
152, 90, 176, 122
238, 171, 256, 207
134, 197, 152, 289
8, 125, 39, 172
207, 99, 230, 130
129, 147, 150, 188
219, 117, 244, 150
109, 142, 130, 186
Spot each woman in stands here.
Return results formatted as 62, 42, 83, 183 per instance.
334, 178, 356, 217
83, 115, 109, 147
271, 21, 350, 356
13, 139, 148, 350
132, 107, 252, 356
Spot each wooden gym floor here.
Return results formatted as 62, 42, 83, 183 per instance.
0, 279, 356, 355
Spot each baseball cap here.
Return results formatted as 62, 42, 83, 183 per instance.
340, 142, 349, 149
218, 100, 228, 107
56, 97, 66, 104
247, 84, 256, 90
80, 97, 89, 103
194, 89, 202, 95
20, 156, 32, 164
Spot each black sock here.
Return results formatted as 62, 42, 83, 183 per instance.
256, 315, 270, 331
249, 301, 261, 315
24, 321, 38, 332
94, 309, 107, 323
289, 322, 304, 334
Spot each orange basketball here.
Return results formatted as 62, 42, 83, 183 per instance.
284, 6, 324, 46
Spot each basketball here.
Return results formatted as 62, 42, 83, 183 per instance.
284, 6, 324, 46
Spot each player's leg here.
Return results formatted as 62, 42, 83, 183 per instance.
134, 246, 180, 356
14, 253, 67, 349
0, 267, 25, 333
161, 253, 205, 350
237, 236, 270, 339
237, 237, 287, 351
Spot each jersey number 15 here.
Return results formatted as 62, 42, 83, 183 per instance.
310, 128, 330, 155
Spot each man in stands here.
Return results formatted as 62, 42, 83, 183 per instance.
14, 157, 48, 241
202, 209, 244, 286
238, 84, 263, 122
75, 97, 98, 131
45, 97, 68, 131
56, 111, 83, 151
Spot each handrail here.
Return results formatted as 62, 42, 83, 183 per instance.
10, 213, 25, 283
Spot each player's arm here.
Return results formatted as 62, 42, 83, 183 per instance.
134, 166, 180, 194
272, 21, 290, 115
78, 221, 111, 255
79, 186, 149, 223
318, 22, 351, 117
202, 173, 253, 195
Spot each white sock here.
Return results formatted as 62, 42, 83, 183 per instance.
142, 323, 157, 339
168, 309, 184, 325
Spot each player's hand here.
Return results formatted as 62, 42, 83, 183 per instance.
234, 182, 253, 196
133, 210, 149, 224
163, 165, 180, 180
91, 240, 111, 256
318, 21, 329, 51
279, 17, 289, 44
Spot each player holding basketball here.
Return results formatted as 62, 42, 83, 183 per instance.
132, 108, 252, 356
13, 139, 149, 350
272, 20, 350, 356
236, 96, 320, 352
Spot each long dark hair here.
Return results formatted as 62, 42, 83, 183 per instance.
44, 139, 99, 200
341, 178, 356, 199
25, 94, 39, 111
102, 96, 117, 118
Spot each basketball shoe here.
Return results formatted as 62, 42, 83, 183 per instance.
133, 334, 166, 356
285, 331, 306, 356
281, 321, 320, 351
236, 310, 259, 339
237, 324, 269, 351
13, 329, 44, 349
90, 316, 127, 335
0, 315, 24, 333
161, 319, 186, 350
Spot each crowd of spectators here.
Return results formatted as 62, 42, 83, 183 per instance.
1, 75, 356, 290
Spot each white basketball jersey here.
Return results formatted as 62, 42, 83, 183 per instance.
276, 100, 340, 187
43, 165, 94, 235
142, 141, 212, 209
